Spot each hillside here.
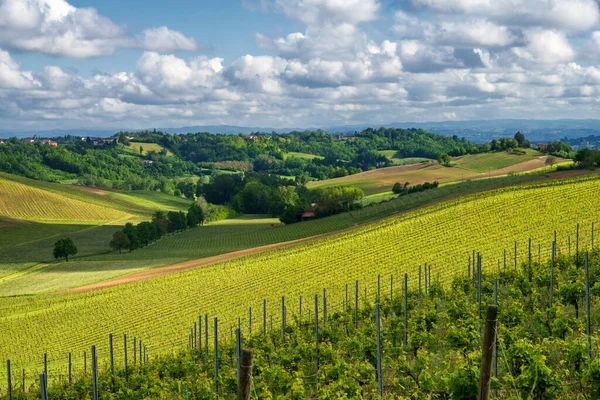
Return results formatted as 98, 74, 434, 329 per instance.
308, 150, 559, 196
15, 248, 599, 398
0, 170, 585, 296
0, 173, 598, 378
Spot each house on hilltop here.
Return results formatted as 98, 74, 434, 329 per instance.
43, 140, 58, 147
23, 138, 36, 144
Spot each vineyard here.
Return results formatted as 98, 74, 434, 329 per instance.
0, 174, 599, 386
2, 247, 599, 398
0, 176, 129, 223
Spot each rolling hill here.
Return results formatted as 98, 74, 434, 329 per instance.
0, 172, 598, 379
307, 150, 562, 196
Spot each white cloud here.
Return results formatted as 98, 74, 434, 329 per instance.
0, 50, 39, 89
2, 0, 600, 129
274, 0, 380, 25
412, 0, 600, 32
0, 0, 199, 57
139, 27, 199, 53
513, 29, 575, 64
427, 20, 516, 47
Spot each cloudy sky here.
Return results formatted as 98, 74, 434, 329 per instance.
1, 0, 600, 130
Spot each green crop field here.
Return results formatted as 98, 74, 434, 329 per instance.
0, 176, 129, 224
1, 173, 598, 378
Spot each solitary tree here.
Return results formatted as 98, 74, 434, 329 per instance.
392, 182, 403, 194
545, 155, 557, 169
53, 238, 78, 261
139, 145, 144, 155
109, 231, 130, 254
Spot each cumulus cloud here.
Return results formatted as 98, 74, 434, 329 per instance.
426, 20, 516, 47
274, 0, 380, 25
139, 27, 199, 53
1, 0, 600, 129
412, 0, 600, 32
513, 29, 575, 64
0, 50, 39, 89
0, 0, 199, 57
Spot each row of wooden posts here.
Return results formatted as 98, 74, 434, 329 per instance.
4, 225, 596, 398
4, 335, 149, 400
187, 232, 596, 398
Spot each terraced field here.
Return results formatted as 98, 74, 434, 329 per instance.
1, 174, 598, 380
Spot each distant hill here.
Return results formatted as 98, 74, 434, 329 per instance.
3, 119, 600, 142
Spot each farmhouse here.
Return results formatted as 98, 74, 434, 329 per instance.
24, 138, 36, 144
142, 160, 154, 164
301, 205, 326, 221
43, 140, 58, 147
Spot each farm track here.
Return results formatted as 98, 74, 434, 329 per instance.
61, 168, 594, 295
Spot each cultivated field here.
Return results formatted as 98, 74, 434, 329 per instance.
0, 176, 129, 224
124, 141, 172, 156
1, 173, 598, 378
377, 150, 431, 165
308, 150, 552, 196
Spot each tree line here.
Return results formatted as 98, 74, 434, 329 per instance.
109, 204, 205, 253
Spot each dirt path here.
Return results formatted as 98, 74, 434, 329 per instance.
61, 168, 594, 295
60, 231, 348, 294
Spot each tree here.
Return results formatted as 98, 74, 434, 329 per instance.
187, 203, 205, 227
514, 131, 531, 148
437, 153, 452, 166
109, 231, 130, 254
139, 145, 144, 155
53, 238, 78, 261
123, 222, 140, 251
545, 156, 557, 169
392, 182, 403, 194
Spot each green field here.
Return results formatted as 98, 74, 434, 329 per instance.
0, 172, 196, 294
453, 149, 539, 172
1, 173, 599, 377
124, 141, 172, 156
0, 171, 586, 296
0, 176, 129, 224
309, 150, 545, 196
377, 150, 431, 165
285, 151, 324, 160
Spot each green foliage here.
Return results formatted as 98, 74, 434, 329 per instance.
52, 237, 78, 261
109, 231, 130, 254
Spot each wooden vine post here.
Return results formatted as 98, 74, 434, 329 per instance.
237, 349, 253, 400
478, 305, 499, 400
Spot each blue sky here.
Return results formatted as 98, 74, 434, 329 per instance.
1, 0, 600, 130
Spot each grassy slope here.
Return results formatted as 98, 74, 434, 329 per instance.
0, 172, 194, 291
124, 142, 172, 156
454, 149, 538, 172
309, 151, 542, 196
1, 173, 598, 376
377, 150, 431, 165
0, 176, 129, 224
0, 171, 584, 296
285, 151, 324, 160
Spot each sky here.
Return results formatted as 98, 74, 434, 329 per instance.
1, 0, 600, 130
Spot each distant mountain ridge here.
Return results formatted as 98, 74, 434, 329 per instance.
3, 119, 600, 143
